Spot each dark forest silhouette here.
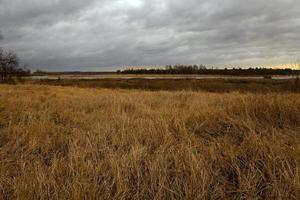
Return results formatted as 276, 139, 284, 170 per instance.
119, 64, 300, 76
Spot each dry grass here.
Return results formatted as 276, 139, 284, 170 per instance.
30, 78, 300, 93
0, 84, 300, 199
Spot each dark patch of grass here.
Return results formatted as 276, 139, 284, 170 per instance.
28, 78, 300, 93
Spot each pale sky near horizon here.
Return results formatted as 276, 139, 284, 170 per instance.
0, 0, 299, 71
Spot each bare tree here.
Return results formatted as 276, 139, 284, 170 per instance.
0, 47, 29, 82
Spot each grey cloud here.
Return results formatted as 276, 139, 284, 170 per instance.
0, 0, 99, 26
0, 0, 299, 71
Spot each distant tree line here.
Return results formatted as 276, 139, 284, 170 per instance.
118, 64, 300, 76
0, 48, 30, 82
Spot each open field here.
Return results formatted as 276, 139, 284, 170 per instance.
1, 84, 300, 199
28, 78, 300, 93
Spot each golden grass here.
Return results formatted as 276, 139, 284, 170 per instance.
0, 84, 300, 199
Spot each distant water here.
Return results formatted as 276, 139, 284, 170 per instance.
28, 75, 298, 80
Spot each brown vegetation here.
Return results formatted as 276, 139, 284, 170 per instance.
30, 78, 300, 93
0, 84, 300, 199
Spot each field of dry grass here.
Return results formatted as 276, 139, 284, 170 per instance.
1, 84, 300, 199
30, 78, 300, 93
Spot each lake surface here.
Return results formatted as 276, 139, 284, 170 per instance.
28, 75, 298, 80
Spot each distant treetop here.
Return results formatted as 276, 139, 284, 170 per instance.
118, 64, 299, 76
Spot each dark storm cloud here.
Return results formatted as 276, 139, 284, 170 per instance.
0, 0, 299, 70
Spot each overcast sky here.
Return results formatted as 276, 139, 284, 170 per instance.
0, 0, 299, 71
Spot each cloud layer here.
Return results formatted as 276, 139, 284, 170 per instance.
0, 31, 3, 40
0, 0, 299, 71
